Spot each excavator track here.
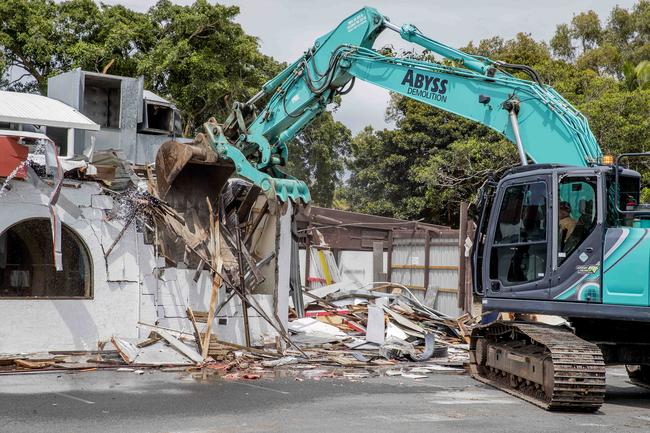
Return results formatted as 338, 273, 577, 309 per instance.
469, 321, 606, 411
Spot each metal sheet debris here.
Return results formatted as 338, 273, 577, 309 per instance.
112, 336, 195, 366
366, 305, 385, 345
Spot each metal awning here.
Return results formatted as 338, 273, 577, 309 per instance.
0, 90, 99, 130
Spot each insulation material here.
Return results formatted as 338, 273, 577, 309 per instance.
307, 247, 343, 289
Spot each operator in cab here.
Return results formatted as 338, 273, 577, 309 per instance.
559, 201, 577, 249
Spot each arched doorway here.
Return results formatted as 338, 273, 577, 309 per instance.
0, 219, 92, 298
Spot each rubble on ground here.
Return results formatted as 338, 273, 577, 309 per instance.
182, 281, 476, 381
0, 283, 476, 381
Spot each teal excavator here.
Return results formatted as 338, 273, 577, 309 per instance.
159, 7, 650, 411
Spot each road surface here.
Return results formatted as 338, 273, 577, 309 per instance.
1, 366, 649, 433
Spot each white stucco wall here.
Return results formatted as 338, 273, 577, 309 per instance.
0, 180, 139, 353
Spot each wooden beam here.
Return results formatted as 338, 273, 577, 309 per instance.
423, 230, 431, 292
458, 202, 469, 310
386, 230, 393, 281
400, 284, 459, 293
304, 228, 311, 288
372, 241, 383, 283
186, 307, 203, 354
201, 199, 222, 359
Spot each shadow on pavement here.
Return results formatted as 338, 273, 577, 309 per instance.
604, 382, 650, 409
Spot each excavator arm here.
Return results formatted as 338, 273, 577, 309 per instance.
204, 7, 602, 203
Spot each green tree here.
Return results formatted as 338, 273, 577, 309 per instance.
639, 60, 650, 88
606, 6, 635, 47
580, 88, 650, 155
624, 60, 650, 89
138, 0, 281, 134
413, 138, 517, 222
0, 0, 152, 93
465, 33, 551, 67
61, 1, 155, 77
0, 0, 62, 92
285, 111, 351, 207
571, 10, 603, 52
551, 24, 575, 60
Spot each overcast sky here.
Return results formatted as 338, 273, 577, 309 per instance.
101, 0, 637, 133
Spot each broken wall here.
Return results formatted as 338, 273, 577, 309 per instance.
0, 178, 279, 353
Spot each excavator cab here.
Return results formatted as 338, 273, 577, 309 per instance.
474, 164, 603, 304
469, 162, 650, 410
473, 161, 650, 313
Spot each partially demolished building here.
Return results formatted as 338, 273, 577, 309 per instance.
0, 70, 469, 374
0, 69, 290, 354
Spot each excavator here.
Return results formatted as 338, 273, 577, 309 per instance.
157, 7, 650, 411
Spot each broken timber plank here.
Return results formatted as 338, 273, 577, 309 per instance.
199, 333, 281, 358
202, 198, 222, 359
186, 307, 204, 354
136, 333, 162, 348
383, 306, 426, 334
192, 311, 209, 322
15, 359, 57, 369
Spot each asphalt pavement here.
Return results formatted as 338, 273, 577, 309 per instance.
1, 366, 649, 433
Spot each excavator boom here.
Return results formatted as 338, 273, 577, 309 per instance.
203, 7, 601, 203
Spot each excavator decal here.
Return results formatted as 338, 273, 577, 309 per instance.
401, 70, 449, 101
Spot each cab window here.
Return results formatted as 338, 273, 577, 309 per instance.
558, 176, 597, 264
490, 182, 547, 286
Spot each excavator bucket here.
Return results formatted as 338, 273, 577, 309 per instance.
155, 138, 235, 263
155, 137, 233, 201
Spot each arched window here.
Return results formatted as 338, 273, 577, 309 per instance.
0, 219, 92, 298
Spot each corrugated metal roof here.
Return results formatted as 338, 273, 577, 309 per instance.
0, 90, 99, 130
0, 129, 51, 140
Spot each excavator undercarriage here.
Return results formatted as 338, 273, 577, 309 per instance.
470, 321, 607, 411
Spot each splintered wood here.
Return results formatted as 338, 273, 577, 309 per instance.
202, 198, 223, 359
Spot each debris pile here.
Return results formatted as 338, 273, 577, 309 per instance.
179, 282, 477, 382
